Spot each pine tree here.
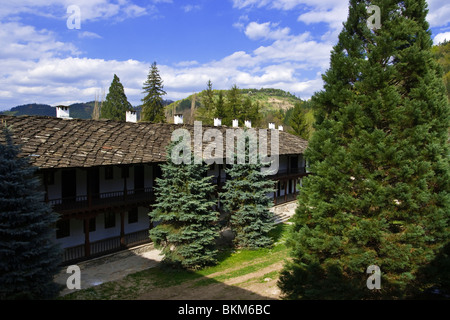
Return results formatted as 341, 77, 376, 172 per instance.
100, 74, 133, 121
0, 126, 62, 300
197, 80, 215, 125
220, 132, 275, 249
279, 0, 450, 299
226, 84, 243, 126
289, 102, 310, 140
215, 91, 226, 120
141, 62, 167, 123
149, 140, 219, 269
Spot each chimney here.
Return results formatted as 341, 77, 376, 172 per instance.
174, 114, 184, 125
126, 110, 137, 123
268, 122, 275, 130
244, 120, 252, 128
278, 125, 284, 131
214, 118, 222, 127
56, 105, 71, 119
232, 119, 239, 128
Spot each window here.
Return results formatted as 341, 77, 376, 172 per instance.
83, 217, 96, 233
104, 212, 116, 229
56, 219, 70, 239
105, 167, 114, 180
128, 208, 138, 224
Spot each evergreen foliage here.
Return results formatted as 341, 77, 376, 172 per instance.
100, 74, 133, 121
220, 132, 275, 249
141, 62, 167, 123
288, 102, 310, 140
197, 80, 215, 125
279, 0, 450, 299
0, 126, 62, 300
149, 140, 219, 270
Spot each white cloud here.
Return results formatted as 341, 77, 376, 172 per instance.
78, 31, 102, 39
433, 32, 450, 44
182, 4, 201, 13
245, 21, 291, 41
0, 0, 152, 22
427, 0, 450, 27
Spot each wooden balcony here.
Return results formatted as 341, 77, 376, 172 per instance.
62, 229, 151, 265
49, 187, 155, 216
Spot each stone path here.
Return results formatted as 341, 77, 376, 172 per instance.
55, 201, 298, 297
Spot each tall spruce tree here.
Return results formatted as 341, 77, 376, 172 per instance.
197, 80, 215, 125
0, 126, 62, 300
215, 91, 226, 120
289, 102, 310, 140
100, 74, 133, 121
279, 0, 450, 299
220, 132, 275, 249
141, 62, 167, 123
226, 84, 243, 126
149, 140, 219, 269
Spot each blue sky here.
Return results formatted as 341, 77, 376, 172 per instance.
0, 0, 449, 111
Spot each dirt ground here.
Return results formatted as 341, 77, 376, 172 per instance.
136, 261, 285, 300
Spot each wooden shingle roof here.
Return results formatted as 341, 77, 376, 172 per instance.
0, 115, 308, 169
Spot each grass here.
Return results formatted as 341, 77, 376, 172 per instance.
61, 223, 292, 300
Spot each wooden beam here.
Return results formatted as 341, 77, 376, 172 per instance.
120, 212, 125, 247
84, 218, 90, 257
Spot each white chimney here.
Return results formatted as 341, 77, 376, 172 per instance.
174, 114, 184, 124
214, 118, 222, 127
278, 125, 284, 131
56, 106, 71, 119
244, 120, 252, 128
268, 122, 276, 130
126, 110, 137, 123
232, 119, 239, 128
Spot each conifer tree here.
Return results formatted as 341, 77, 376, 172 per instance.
221, 132, 275, 249
197, 80, 215, 125
226, 84, 243, 126
100, 74, 133, 121
279, 0, 450, 299
215, 91, 226, 120
0, 126, 62, 300
289, 102, 310, 140
149, 140, 219, 269
141, 62, 167, 123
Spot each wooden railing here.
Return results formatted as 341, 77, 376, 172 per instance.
49, 187, 153, 212
61, 229, 151, 264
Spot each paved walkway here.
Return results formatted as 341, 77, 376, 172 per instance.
55, 201, 298, 297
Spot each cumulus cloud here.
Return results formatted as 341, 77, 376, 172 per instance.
245, 21, 291, 41
433, 32, 450, 44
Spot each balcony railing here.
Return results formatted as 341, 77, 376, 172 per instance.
62, 229, 151, 264
49, 187, 154, 213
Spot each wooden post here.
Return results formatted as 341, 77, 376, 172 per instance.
123, 166, 128, 202
284, 179, 287, 202
43, 171, 49, 203
84, 218, 91, 257
120, 212, 125, 247
87, 168, 92, 209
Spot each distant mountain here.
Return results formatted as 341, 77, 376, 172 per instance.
0, 102, 95, 119
1, 100, 174, 119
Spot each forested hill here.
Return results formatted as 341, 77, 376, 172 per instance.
431, 40, 450, 100
1, 102, 96, 119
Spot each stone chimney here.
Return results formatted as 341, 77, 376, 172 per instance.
232, 119, 239, 128
174, 114, 184, 124
126, 110, 137, 123
214, 118, 222, 127
278, 125, 284, 131
268, 122, 275, 130
56, 105, 71, 119
244, 120, 252, 128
